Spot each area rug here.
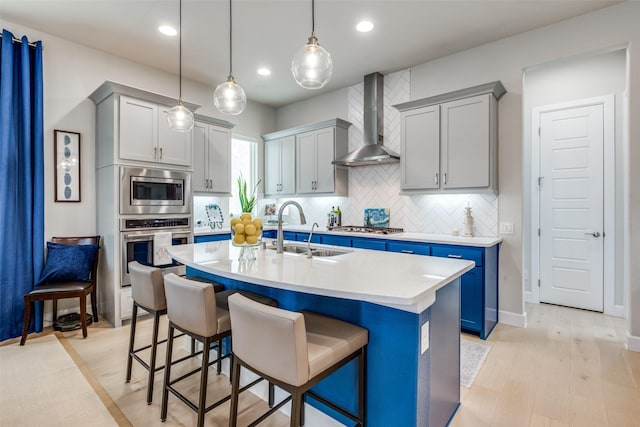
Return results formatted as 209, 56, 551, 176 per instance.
0, 334, 118, 426
460, 339, 491, 388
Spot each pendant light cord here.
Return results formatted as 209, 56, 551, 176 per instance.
178, 0, 183, 102
311, 0, 316, 37
229, 0, 233, 77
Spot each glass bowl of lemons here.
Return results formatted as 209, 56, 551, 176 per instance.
231, 213, 263, 247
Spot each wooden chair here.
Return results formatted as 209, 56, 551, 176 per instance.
20, 236, 101, 345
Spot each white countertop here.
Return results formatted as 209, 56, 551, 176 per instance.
168, 240, 474, 314
195, 224, 502, 247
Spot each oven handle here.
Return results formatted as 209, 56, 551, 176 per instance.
122, 231, 192, 240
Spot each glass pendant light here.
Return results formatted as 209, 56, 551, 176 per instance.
291, 0, 332, 89
214, 0, 246, 115
167, 0, 194, 132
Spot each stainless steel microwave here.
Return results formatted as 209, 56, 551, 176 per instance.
120, 167, 191, 215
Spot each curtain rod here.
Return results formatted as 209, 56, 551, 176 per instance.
0, 34, 39, 48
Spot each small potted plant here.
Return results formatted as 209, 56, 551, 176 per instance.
231, 174, 263, 249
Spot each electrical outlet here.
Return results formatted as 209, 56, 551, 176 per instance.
500, 222, 514, 235
421, 321, 430, 354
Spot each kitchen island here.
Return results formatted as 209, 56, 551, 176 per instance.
168, 240, 474, 427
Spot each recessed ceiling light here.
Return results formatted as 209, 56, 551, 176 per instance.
356, 21, 374, 33
257, 68, 271, 76
158, 25, 177, 36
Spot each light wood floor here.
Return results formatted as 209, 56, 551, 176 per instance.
2, 302, 639, 426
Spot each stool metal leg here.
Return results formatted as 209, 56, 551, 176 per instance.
125, 302, 138, 382
229, 357, 241, 427
290, 389, 303, 427
160, 324, 175, 422
146, 310, 161, 404
197, 336, 211, 427
216, 339, 223, 374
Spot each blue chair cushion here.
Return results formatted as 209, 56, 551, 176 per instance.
37, 242, 99, 285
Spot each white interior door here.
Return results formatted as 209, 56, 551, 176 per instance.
539, 104, 604, 311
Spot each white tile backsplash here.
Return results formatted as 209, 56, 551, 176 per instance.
198, 69, 499, 237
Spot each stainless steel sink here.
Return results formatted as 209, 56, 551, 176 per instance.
310, 249, 350, 257
267, 243, 351, 257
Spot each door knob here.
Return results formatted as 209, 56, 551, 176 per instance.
584, 231, 601, 237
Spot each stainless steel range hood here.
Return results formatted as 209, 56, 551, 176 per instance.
332, 72, 400, 167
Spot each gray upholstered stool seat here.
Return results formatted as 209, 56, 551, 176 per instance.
228, 293, 368, 427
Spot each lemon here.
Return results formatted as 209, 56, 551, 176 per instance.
230, 217, 241, 227
242, 217, 252, 225
240, 213, 252, 221
233, 233, 246, 245
234, 223, 245, 234
252, 218, 263, 229
246, 235, 258, 245
244, 224, 256, 236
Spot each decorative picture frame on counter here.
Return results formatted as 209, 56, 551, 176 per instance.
54, 130, 81, 202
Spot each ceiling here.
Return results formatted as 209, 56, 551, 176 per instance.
1, 0, 621, 108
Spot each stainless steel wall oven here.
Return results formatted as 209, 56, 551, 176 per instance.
120, 217, 192, 288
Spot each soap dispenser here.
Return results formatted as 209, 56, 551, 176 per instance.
463, 205, 474, 237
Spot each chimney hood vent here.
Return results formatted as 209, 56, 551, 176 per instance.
332, 72, 400, 167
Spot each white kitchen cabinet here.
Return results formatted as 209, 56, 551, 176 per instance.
118, 96, 191, 167
395, 81, 505, 194
263, 118, 349, 197
264, 136, 296, 196
296, 127, 337, 194
192, 116, 234, 194
90, 82, 199, 171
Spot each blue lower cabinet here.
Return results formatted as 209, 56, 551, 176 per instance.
194, 234, 231, 243
387, 241, 431, 256
282, 231, 297, 241
262, 230, 277, 239
460, 267, 483, 332
321, 235, 353, 247
431, 244, 498, 339
352, 237, 387, 251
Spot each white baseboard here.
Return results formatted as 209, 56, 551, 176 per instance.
499, 309, 527, 328
627, 331, 640, 352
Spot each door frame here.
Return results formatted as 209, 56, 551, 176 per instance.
530, 95, 617, 315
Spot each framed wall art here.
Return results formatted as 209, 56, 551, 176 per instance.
54, 130, 81, 202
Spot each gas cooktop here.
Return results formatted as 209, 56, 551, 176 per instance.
328, 225, 404, 235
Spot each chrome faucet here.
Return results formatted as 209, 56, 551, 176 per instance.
307, 222, 319, 258
276, 201, 306, 253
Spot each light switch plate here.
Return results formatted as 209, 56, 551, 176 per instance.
421, 321, 430, 354
500, 222, 514, 235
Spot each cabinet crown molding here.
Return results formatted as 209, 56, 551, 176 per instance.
89, 80, 201, 112
393, 81, 506, 112
262, 118, 351, 141
194, 114, 235, 129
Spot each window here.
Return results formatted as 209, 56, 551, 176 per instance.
230, 136, 259, 216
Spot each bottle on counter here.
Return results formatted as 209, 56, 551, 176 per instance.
335, 206, 342, 227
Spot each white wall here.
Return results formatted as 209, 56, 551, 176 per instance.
275, 1, 640, 338
276, 87, 349, 130
522, 49, 627, 312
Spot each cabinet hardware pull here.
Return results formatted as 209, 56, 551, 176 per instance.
154, 147, 157, 159
401, 250, 414, 254
585, 231, 601, 237
443, 173, 447, 185
434, 173, 439, 185
159, 147, 163, 159
447, 254, 462, 259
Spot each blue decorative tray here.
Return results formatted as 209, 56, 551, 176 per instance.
364, 208, 390, 227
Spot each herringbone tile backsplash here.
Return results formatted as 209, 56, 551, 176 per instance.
198, 69, 498, 237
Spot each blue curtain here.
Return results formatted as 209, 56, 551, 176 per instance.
0, 29, 45, 341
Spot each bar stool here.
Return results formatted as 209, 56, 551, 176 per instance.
160, 274, 277, 427
227, 293, 369, 427
126, 262, 225, 404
